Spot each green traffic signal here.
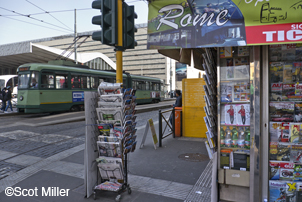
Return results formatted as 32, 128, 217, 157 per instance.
122, 3, 138, 49
91, 0, 117, 46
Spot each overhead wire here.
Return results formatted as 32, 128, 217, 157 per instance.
1, 8, 91, 17
0, 15, 71, 34
25, 0, 73, 31
0, 6, 72, 32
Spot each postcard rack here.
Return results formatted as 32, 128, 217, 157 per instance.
93, 82, 137, 201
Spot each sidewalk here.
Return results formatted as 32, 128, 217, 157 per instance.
0, 117, 212, 202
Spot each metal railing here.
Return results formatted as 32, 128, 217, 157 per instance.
158, 107, 175, 147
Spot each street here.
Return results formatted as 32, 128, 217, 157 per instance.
0, 106, 211, 202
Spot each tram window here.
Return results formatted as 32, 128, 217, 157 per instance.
104, 77, 115, 83
161, 84, 164, 91
56, 73, 68, 89
146, 82, 150, 90
137, 81, 145, 90
98, 78, 104, 85
41, 73, 54, 89
80, 76, 90, 89
7, 78, 13, 88
30, 71, 39, 88
132, 81, 136, 89
91, 77, 98, 89
123, 78, 127, 88
71, 75, 81, 89
18, 73, 30, 89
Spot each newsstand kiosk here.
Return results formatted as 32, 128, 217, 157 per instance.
147, 0, 302, 201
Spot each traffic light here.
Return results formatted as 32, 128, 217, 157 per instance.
122, 3, 138, 49
91, 0, 117, 46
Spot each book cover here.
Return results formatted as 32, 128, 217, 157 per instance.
277, 143, 291, 162
270, 62, 283, 83
290, 145, 302, 163
279, 162, 294, 181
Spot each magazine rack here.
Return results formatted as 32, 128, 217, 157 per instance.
93, 82, 137, 201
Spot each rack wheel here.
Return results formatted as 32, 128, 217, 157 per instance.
115, 194, 121, 202
93, 192, 96, 200
127, 187, 132, 194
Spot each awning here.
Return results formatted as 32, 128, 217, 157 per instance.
158, 48, 205, 70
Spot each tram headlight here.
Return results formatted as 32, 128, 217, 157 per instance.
20, 96, 24, 101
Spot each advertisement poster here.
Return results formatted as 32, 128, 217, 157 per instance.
236, 104, 250, 126
225, 104, 237, 125
175, 62, 187, 81
72, 91, 84, 102
147, 0, 302, 49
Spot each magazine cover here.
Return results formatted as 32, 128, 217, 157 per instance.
295, 83, 302, 100
270, 122, 284, 142
269, 44, 282, 62
270, 142, 278, 161
270, 62, 283, 83
226, 66, 234, 80
238, 47, 249, 57
236, 104, 250, 126
97, 141, 121, 158
220, 105, 226, 125
269, 180, 288, 202
269, 102, 294, 122
270, 83, 283, 101
292, 63, 300, 83
269, 161, 280, 180
234, 57, 249, 66
290, 123, 302, 143
279, 123, 290, 142
282, 83, 296, 101
277, 143, 291, 162
279, 162, 294, 181
282, 44, 296, 61
97, 158, 123, 180
283, 63, 293, 83
294, 164, 302, 181
221, 83, 232, 102
225, 104, 237, 125
290, 144, 302, 163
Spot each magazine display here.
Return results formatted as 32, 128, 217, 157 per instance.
94, 82, 136, 196
203, 48, 218, 159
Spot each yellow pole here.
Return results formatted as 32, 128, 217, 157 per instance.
116, 0, 123, 83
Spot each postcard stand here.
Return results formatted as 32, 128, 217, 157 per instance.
93, 82, 137, 201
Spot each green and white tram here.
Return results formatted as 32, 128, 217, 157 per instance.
16, 61, 164, 113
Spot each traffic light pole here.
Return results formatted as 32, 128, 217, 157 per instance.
116, 0, 123, 84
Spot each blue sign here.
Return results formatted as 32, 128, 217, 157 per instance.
72, 91, 84, 102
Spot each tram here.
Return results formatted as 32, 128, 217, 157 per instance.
16, 61, 164, 113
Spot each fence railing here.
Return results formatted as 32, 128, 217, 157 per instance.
158, 107, 175, 147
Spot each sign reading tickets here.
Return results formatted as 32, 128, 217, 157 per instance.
147, 0, 302, 49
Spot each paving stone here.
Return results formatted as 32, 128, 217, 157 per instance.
0, 139, 47, 154
0, 150, 18, 161
0, 162, 25, 180
5, 155, 43, 166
